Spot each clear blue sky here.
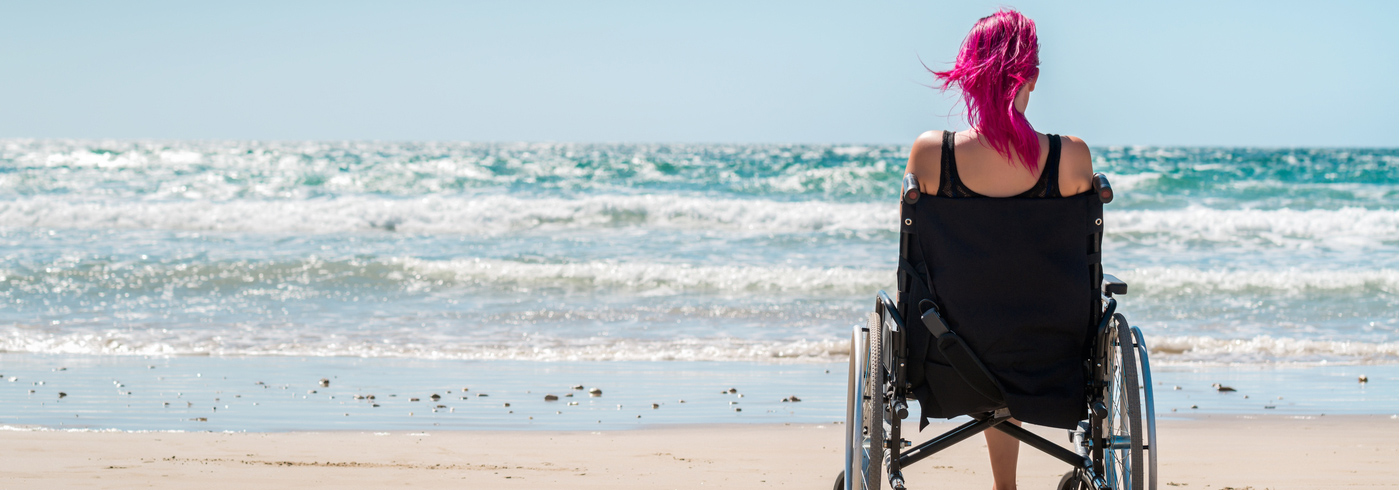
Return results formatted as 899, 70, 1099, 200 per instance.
1, 1, 1395, 146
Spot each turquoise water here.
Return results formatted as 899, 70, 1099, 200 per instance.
0, 141, 1395, 365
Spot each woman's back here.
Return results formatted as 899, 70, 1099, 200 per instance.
906, 130, 1095, 198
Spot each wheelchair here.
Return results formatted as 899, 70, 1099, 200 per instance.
837, 173, 1157, 490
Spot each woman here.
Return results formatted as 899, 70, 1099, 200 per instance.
904, 9, 1094, 490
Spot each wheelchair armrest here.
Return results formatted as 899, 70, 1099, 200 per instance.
1103, 273, 1128, 296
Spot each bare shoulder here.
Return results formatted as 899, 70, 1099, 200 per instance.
1058, 135, 1094, 195
905, 130, 944, 194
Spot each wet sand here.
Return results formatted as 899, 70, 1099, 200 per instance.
1, 415, 1394, 489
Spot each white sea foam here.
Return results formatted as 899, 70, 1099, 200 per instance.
1, 195, 1394, 251
1110, 206, 1397, 247
1147, 335, 1398, 365
396, 257, 892, 293
7, 254, 1389, 297
0, 329, 853, 362
0, 194, 896, 235
1119, 267, 1399, 295
1, 328, 1392, 365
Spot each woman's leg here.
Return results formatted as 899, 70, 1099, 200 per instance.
986, 417, 1022, 490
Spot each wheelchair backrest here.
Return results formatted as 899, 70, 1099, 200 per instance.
898, 183, 1104, 429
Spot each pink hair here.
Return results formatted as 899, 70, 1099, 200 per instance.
933, 9, 1042, 172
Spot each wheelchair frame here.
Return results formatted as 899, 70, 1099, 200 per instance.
839, 175, 1157, 490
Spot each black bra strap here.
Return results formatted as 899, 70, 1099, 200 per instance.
1044, 135, 1063, 198
937, 130, 957, 196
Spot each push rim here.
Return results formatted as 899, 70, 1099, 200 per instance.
1131, 326, 1158, 490
1102, 314, 1144, 489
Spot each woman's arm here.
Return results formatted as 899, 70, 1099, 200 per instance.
1058, 135, 1094, 196
905, 130, 945, 196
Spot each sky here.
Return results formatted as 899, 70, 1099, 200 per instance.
0, 1, 1396, 146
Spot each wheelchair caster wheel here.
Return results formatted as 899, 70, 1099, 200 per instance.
1057, 470, 1084, 490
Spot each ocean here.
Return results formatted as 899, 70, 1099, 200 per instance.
0, 140, 1395, 430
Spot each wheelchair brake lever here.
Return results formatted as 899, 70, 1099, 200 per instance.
918, 300, 950, 337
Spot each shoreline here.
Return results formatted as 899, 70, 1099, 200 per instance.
0, 416, 1394, 489
1, 354, 1394, 433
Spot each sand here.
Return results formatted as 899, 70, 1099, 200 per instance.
0, 415, 1394, 489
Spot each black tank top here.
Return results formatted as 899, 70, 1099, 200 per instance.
937, 130, 1063, 198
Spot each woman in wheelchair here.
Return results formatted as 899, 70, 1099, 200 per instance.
907, 10, 1093, 490
839, 8, 1156, 490
910, 10, 1092, 489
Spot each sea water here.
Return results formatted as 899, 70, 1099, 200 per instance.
0, 140, 1394, 429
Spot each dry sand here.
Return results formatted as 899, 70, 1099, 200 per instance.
1, 415, 1394, 489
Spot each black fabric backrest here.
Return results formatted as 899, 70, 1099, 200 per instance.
898, 192, 1103, 429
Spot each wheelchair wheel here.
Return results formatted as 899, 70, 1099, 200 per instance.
863, 311, 885, 490
1096, 313, 1144, 490
1130, 326, 1159, 490
841, 314, 884, 490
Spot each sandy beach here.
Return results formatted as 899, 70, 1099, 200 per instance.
2, 415, 1393, 489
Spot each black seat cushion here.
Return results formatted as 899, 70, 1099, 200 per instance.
900, 192, 1102, 430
